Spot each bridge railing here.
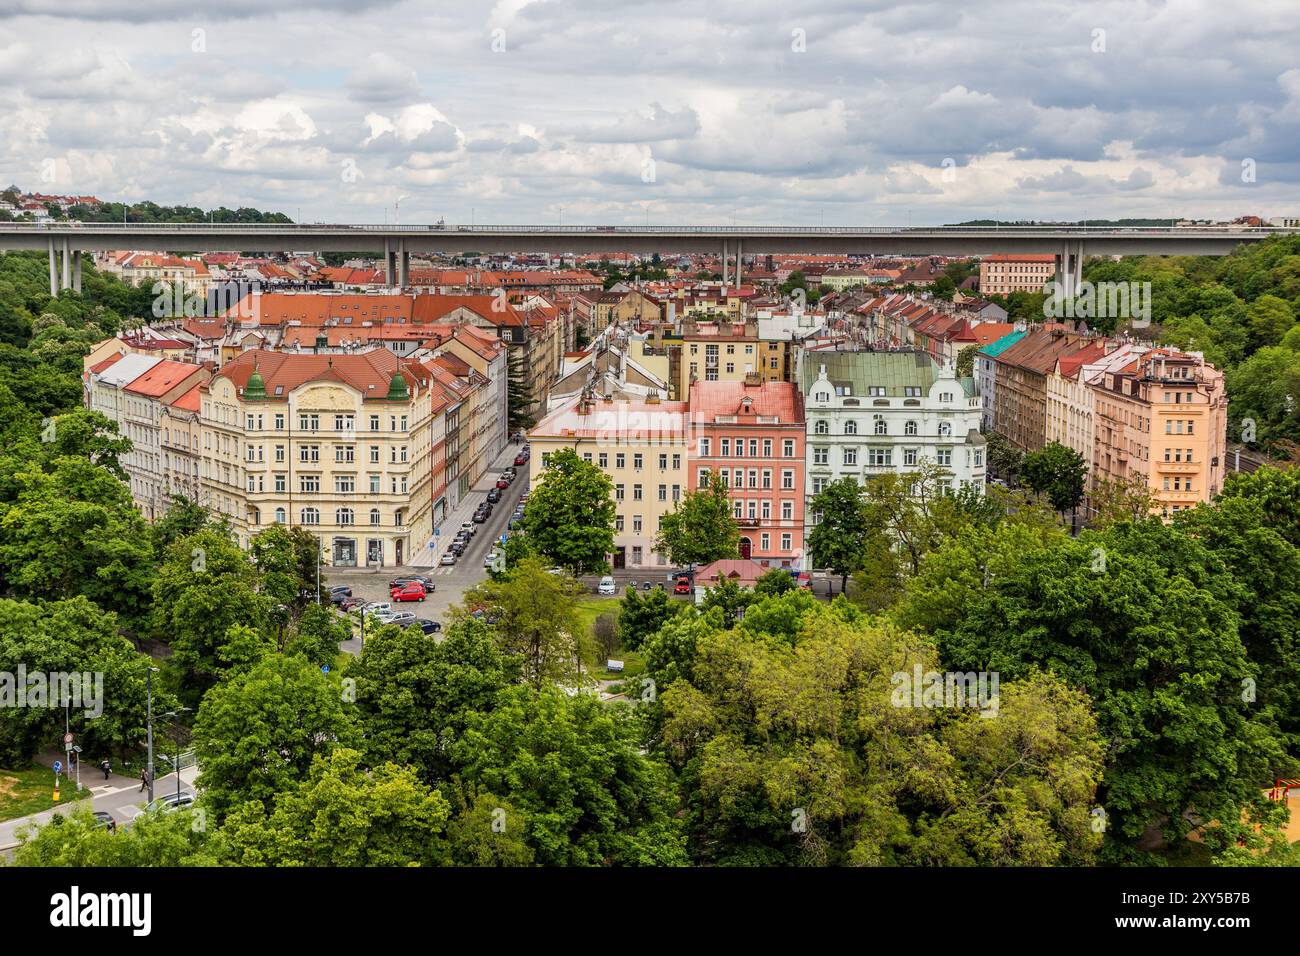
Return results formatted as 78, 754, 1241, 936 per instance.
0, 223, 1293, 235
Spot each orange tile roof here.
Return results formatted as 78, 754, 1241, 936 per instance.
123, 359, 205, 398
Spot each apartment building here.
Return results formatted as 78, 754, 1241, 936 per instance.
1090, 349, 1228, 516
201, 348, 440, 565
1043, 342, 1109, 461
990, 329, 1097, 452
84, 353, 212, 521
160, 383, 204, 509
799, 349, 986, 502
99, 251, 212, 295
677, 320, 789, 398
979, 254, 1055, 296
688, 380, 806, 568
975, 330, 1027, 431
527, 396, 691, 569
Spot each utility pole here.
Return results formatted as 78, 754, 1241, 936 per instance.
146, 667, 157, 803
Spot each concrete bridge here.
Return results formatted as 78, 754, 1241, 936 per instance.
0, 221, 1293, 296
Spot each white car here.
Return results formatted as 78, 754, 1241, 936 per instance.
598, 576, 616, 595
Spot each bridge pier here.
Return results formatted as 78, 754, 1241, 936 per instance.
397, 241, 408, 288
48, 239, 57, 295
61, 238, 70, 291
736, 238, 742, 287
383, 238, 392, 286
73, 250, 81, 293
1055, 241, 1085, 300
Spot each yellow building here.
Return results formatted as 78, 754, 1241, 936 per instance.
527, 396, 690, 569
201, 348, 435, 566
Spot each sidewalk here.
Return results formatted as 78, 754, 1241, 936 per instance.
1, 755, 201, 851
406, 439, 525, 568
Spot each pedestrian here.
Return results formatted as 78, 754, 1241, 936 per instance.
138, 768, 149, 792
100, 758, 111, 780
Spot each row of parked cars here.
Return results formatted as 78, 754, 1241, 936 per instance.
441, 460, 527, 565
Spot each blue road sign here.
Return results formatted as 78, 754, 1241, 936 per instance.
321, 665, 330, 674
500, 534, 508, 545
53, 760, 62, 773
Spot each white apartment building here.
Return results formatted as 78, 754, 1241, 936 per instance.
799, 349, 986, 505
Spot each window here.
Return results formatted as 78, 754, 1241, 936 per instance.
335, 445, 355, 463
633, 453, 643, 470
616, 516, 624, 532
300, 445, 320, 463
781, 500, 793, 520
672, 454, 681, 469
633, 484, 643, 501
868, 386, 886, 397
813, 447, 828, 465
814, 420, 828, 435
903, 448, 917, 467
301, 507, 319, 525
974, 449, 983, 467
300, 475, 320, 493
335, 414, 354, 431
761, 533, 771, 551
904, 420, 918, 436
598, 453, 608, 468
936, 448, 952, 467
845, 420, 858, 435
370, 508, 381, 526
781, 469, 794, 489
868, 447, 892, 467
781, 533, 792, 551
720, 439, 730, 456
274, 444, 285, 462
274, 474, 286, 493
274, 414, 285, 430
335, 475, 355, 494
615, 453, 625, 469
763, 439, 772, 457
761, 500, 771, 519
813, 477, 827, 493
698, 439, 711, 456
274, 507, 285, 524
938, 422, 952, 437
632, 515, 643, 533
939, 392, 953, 403
615, 484, 625, 501
337, 508, 354, 525
873, 417, 887, 435
370, 446, 380, 464
659, 454, 668, 469
783, 439, 795, 457
843, 447, 857, 466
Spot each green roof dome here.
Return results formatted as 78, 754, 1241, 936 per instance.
244, 365, 267, 400
386, 371, 409, 401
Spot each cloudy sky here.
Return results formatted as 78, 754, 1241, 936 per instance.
1, 0, 1297, 226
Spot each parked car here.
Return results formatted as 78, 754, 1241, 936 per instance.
460, 522, 477, 537
91, 810, 117, 832
389, 611, 418, 628
486, 488, 502, 503
484, 550, 503, 568
146, 791, 196, 813
495, 478, 510, 489
415, 618, 442, 634
329, 584, 352, 597
339, 595, 365, 611
514, 453, 528, 467
627, 579, 638, 591
472, 510, 489, 523
440, 552, 457, 566
502, 466, 516, 478
409, 575, 436, 592
391, 582, 426, 602
673, 577, 692, 595
362, 602, 393, 617
642, 581, 655, 591
598, 575, 616, 595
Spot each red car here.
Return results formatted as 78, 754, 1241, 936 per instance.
390, 582, 426, 603
673, 577, 691, 595
513, 453, 528, 467
496, 478, 510, 489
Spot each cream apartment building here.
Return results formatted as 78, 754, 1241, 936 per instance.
201, 348, 437, 566
527, 396, 691, 569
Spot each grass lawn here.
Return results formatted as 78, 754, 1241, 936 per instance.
572, 597, 646, 682
0, 764, 90, 822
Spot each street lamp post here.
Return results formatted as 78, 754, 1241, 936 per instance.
161, 708, 191, 803
146, 667, 158, 802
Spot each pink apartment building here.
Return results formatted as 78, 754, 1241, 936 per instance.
688, 379, 806, 568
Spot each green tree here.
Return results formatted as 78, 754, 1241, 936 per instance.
753, 567, 796, 597
453, 684, 687, 866
458, 557, 588, 688
346, 618, 516, 781
806, 477, 869, 593
215, 749, 451, 866
192, 652, 357, 819
1020, 441, 1088, 515
10, 806, 211, 867
522, 447, 616, 573
506, 350, 535, 432
654, 470, 739, 566
619, 584, 680, 650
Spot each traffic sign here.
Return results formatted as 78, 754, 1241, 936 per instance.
63, 732, 73, 745
53, 760, 62, 773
